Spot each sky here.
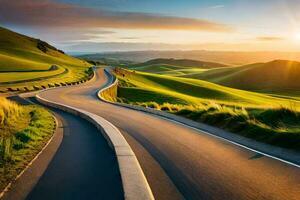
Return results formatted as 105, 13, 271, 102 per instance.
1, 0, 300, 52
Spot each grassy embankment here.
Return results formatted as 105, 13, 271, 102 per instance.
0, 97, 55, 191
111, 68, 300, 150
0, 27, 92, 93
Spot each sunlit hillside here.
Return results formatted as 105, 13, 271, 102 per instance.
116, 69, 300, 109
114, 68, 300, 150
180, 60, 300, 94
0, 27, 91, 92
129, 59, 300, 97
129, 58, 228, 69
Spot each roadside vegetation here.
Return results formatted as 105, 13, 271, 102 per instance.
0, 97, 55, 191
111, 68, 300, 150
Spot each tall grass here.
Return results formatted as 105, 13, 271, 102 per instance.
132, 101, 300, 150
0, 97, 23, 127
0, 98, 55, 190
0, 97, 24, 161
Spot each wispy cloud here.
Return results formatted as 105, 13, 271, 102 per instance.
210, 5, 225, 9
256, 36, 284, 41
119, 37, 140, 40
0, 0, 232, 32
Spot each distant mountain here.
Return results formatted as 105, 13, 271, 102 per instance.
77, 50, 300, 65
130, 58, 228, 68
0, 26, 87, 72
183, 60, 300, 92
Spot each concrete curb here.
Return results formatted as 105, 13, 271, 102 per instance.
35, 94, 155, 200
98, 69, 300, 168
0, 112, 63, 200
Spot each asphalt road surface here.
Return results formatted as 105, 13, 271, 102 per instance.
26, 104, 123, 200
38, 68, 300, 200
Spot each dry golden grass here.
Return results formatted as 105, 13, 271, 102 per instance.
0, 97, 55, 190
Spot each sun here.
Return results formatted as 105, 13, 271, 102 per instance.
294, 32, 300, 41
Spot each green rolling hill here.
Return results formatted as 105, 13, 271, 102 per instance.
181, 60, 300, 92
116, 69, 300, 108
130, 58, 300, 96
128, 63, 207, 76
0, 26, 90, 92
129, 58, 227, 69
114, 68, 300, 150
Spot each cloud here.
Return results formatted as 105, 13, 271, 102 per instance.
210, 5, 225, 9
256, 36, 284, 41
87, 30, 116, 35
0, 0, 232, 32
119, 37, 140, 40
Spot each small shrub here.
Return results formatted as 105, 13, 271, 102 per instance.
13, 142, 25, 150
15, 132, 31, 143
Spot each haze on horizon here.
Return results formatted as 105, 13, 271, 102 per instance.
1, 0, 300, 53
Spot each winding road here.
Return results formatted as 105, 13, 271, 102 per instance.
26, 102, 123, 200
36, 68, 300, 200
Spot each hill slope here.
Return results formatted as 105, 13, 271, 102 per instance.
181, 60, 300, 93
115, 69, 300, 108
0, 27, 88, 71
0, 27, 90, 91
114, 69, 300, 150
130, 58, 228, 69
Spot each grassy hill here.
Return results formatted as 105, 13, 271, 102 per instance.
181, 60, 300, 94
0, 27, 90, 92
131, 58, 228, 68
113, 68, 300, 150
116, 69, 300, 108
128, 63, 207, 76
129, 58, 227, 70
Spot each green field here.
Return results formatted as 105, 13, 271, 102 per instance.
129, 64, 207, 76
0, 66, 66, 83
0, 27, 91, 92
0, 97, 55, 190
129, 58, 228, 68
130, 59, 300, 97
114, 68, 300, 150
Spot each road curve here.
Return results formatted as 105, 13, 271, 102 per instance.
38, 68, 300, 200
26, 104, 123, 200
